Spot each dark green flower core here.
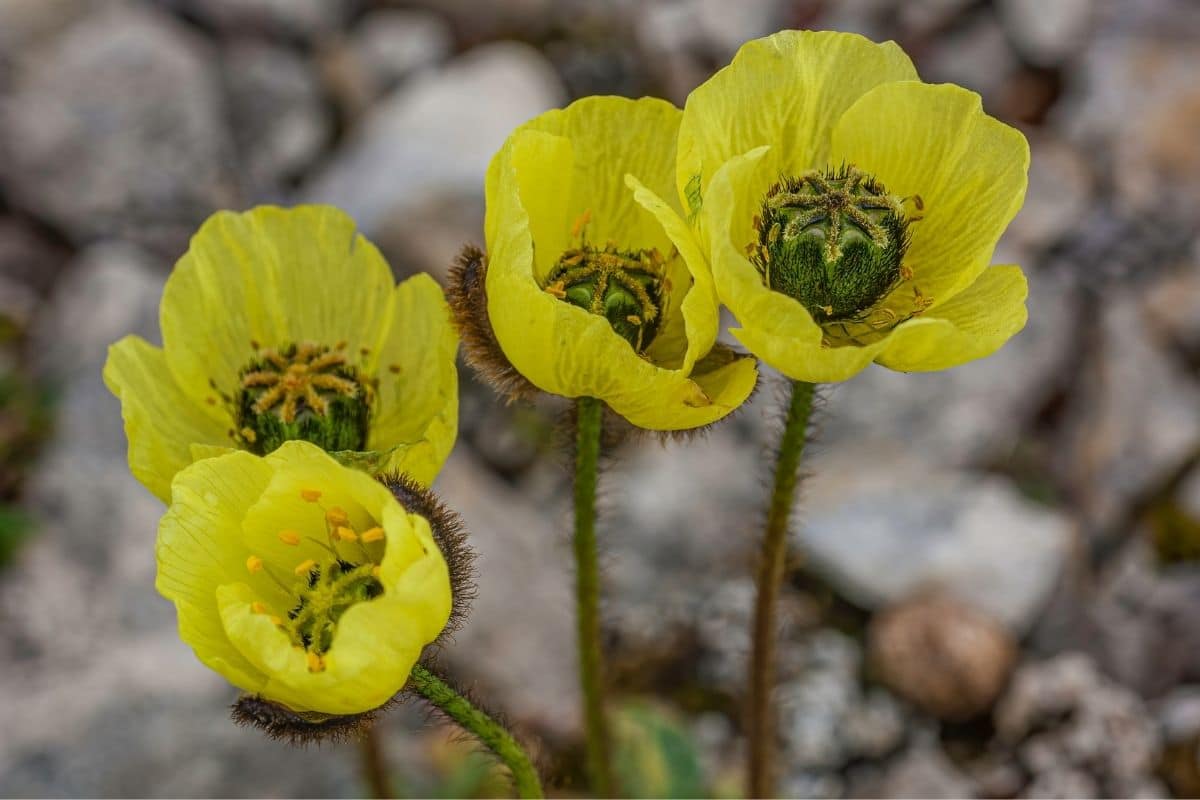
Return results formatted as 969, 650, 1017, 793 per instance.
234, 342, 371, 455
752, 165, 911, 324
544, 244, 666, 353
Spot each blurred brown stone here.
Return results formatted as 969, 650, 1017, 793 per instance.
868, 593, 1018, 721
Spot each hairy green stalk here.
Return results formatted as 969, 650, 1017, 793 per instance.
748, 380, 816, 798
408, 664, 544, 799
574, 396, 613, 796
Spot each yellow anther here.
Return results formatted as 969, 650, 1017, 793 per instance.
360, 527, 385, 544
900, 264, 914, 281
300, 488, 322, 502
544, 281, 566, 299
240, 426, 257, 443
246, 555, 264, 574
269, 615, 283, 626
372, 565, 382, 577
626, 315, 642, 325
277, 530, 301, 546
251, 601, 269, 615
335, 526, 358, 543
325, 507, 349, 526
294, 558, 317, 577
306, 651, 326, 673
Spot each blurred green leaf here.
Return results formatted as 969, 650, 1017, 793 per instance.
0, 505, 32, 567
614, 701, 709, 799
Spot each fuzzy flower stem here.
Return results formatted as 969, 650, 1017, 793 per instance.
748, 380, 816, 799
408, 664, 544, 799
574, 396, 614, 797
359, 726, 394, 799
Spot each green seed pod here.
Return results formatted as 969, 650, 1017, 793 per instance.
754, 166, 910, 323
544, 245, 666, 353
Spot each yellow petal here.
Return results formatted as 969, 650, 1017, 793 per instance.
160, 205, 397, 404
104, 336, 233, 502
485, 130, 757, 429
156, 450, 275, 693
626, 175, 716, 375
677, 30, 918, 215
876, 265, 1029, 372
830, 81, 1030, 306
370, 273, 459, 487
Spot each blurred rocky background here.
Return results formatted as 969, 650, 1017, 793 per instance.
1, 0, 1199, 796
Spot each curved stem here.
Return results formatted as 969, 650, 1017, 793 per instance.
408, 664, 544, 799
574, 396, 613, 797
748, 380, 816, 799
359, 725, 394, 799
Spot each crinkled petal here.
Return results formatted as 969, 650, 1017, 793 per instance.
156, 450, 275, 693
830, 81, 1030, 305
370, 273, 459, 486
104, 336, 233, 502
677, 30, 918, 214
160, 205, 397, 405
876, 265, 1028, 372
626, 175, 716, 375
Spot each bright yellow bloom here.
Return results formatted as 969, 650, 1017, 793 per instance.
658, 30, 1030, 383
482, 95, 758, 429
104, 205, 458, 502
156, 441, 451, 715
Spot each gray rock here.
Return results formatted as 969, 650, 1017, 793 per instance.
220, 40, 331, 194
776, 630, 908, 777
868, 736, 975, 799
998, 0, 1093, 66
997, 653, 1162, 795
0, 6, 236, 255
353, 10, 453, 92
799, 446, 1073, 632
1089, 541, 1200, 697
1008, 134, 1094, 251
302, 42, 565, 238
1060, 287, 1200, 531
920, 11, 1018, 109
1021, 767, 1099, 799
0, 0, 99, 62
162, 0, 353, 42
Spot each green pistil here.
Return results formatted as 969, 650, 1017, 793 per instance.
234, 341, 371, 455
285, 559, 383, 656
544, 245, 666, 353
753, 165, 910, 324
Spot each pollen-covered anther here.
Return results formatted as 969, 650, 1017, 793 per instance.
251, 601, 270, 615
360, 527, 385, 544
335, 526, 358, 543
325, 507, 349, 527
306, 651, 326, 673
301, 489, 322, 503
278, 530, 301, 546
246, 555, 264, 574
235, 342, 371, 456
294, 558, 318, 577
543, 242, 667, 353
753, 165, 910, 325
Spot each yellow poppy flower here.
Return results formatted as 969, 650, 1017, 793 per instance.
156, 440, 452, 716
104, 205, 458, 502
472, 95, 758, 430
665, 30, 1030, 383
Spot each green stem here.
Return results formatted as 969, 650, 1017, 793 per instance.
408, 664, 544, 799
359, 725, 394, 799
574, 396, 613, 797
748, 380, 816, 799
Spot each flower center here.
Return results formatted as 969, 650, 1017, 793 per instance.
235, 342, 371, 455
752, 165, 910, 324
543, 243, 667, 353
245, 490, 388, 673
